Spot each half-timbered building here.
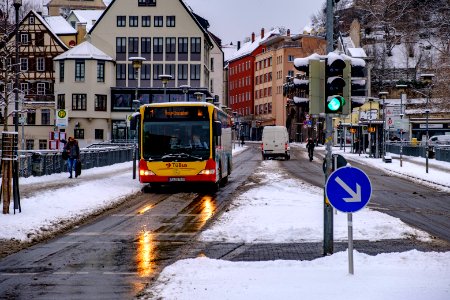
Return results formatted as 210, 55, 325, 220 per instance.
1, 10, 68, 150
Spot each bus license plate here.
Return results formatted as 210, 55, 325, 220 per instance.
169, 177, 185, 182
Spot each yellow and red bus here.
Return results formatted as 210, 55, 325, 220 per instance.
134, 102, 232, 191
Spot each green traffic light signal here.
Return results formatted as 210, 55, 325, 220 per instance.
326, 95, 345, 113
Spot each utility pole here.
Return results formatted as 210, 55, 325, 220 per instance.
323, 0, 334, 256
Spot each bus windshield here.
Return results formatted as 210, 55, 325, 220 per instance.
142, 121, 210, 161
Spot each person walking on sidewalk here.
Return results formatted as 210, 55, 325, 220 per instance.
64, 137, 80, 178
306, 138, 315, 161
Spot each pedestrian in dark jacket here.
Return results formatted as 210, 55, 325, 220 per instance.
306, 138, 315, 161
64, 137, 80, 178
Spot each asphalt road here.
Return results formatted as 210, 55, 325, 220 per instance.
282, 144, 450, 243
0, 149, 259, 299
1, 144, 448, 299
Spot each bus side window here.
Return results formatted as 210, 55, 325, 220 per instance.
213, 121, 222, 137
130, 114, 140, 130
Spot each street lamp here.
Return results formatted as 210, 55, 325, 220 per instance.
129, 57, 145, 180
194, 91, 203, 102
367, 97, 375, 158
378, 91, 388, 162
159, 74, 172, 102
180, 85, 190, 102
395, 84, 407, 167
419, 73, 434, 174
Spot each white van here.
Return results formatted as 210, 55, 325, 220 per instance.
261, 126, 290, 160
428, 135, 450, 145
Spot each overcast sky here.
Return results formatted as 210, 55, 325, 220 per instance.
184, 0, 325, 45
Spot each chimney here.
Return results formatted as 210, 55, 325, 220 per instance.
251, 32, 255, 43
76, 22, 87, 43
287, 29, 290, 37
237, 41, 241, 50
261, 28, 265, 38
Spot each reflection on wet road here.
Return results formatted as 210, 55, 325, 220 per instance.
0, 146, 260, 299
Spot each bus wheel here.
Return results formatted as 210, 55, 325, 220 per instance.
142, 184, 152, 193
151, 183, 161, 192
220, 176, 228, 186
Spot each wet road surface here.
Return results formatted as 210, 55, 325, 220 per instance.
0, 148, 259, 299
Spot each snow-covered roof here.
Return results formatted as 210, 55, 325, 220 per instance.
30, 10, 68, 50
44, 16, 77, 35
227, 28, 280, 62
69, 10, 104, 32
54, 41, 113, 61
347, 47, 367, 58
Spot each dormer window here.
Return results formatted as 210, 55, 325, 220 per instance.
138, 0, 156, 6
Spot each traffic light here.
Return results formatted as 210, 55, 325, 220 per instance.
293, 53, 324, 115
342, 55, 367, 109
325, 52, 347, 114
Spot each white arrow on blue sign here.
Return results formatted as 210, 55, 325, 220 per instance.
325, 166, 372, 213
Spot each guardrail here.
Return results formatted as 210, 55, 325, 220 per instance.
386, 142, 450, 163
1, 144, 135, 178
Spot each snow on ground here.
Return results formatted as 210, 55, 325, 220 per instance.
146, 146, 450, 300
1, 144, 449, 299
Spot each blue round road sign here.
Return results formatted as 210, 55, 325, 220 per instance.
325, 166, 372, 213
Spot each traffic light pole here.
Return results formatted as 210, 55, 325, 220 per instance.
323, 0, 334, 256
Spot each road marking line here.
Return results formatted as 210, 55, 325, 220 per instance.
0, 273, 38, 276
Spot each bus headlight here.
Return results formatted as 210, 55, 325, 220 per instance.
198, 169, 215, 175
140, 170, 155, 176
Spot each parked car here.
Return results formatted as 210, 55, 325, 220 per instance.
261, 126, 290, 160
428, 135, 450, 145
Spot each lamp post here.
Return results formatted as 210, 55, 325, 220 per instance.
129, 57, 145, 180
12, 0, 22, 212
180, 85, 190, 102
194, 91, 203, 102
419, 73, 434, 173
159, 74, 172, 102
378, 91, 388, 162
368, 97, 374, 158
395, 84, 407, 167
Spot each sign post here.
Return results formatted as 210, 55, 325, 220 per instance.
325, 166, 372, 274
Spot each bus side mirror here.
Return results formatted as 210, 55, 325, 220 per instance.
213, 121, 222, 136
130, 114, 140, 130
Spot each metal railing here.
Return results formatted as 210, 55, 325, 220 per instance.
1, 144, 134, 178
386, 142, 450, 163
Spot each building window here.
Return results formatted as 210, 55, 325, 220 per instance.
166, 37, 176, 53
142, 15, 151, 27
116, 37, 126, 53
37, 57, 45, 71
141, 64, 150, 80
27, 111, 36, 125
59, 61, 64, 82
154, 16, 163, 27
178, 64, 188, 80
39, 139, 47, 150
72, 94, 87, 110
116, 64, 126, 80
74, 129, 84, 139
95, 94, 107, 111
57, 94, 65, 109
210, 57, 214, 72
191, 37, 201, 54
70, 21, 76, 28
190, 64, 200, 80
166, 16, 175, 27
95, 129, 104, 140
75, 60, 85, 82
141, 37, 151, 54
26, 139, 34, 150
97, 61, 105, 82
20, 33, 28, 44
288, 55, 295, 62
128, 37, 139, 54
178, 37, 188, 53
128, 64, 137, 80
288, 70, 294, 77
153, 37, 163, 54
41, 109, 50, 125
165, 64, 175, 79
129, 16, 138, 27
37, 83, 45, 95
21, 83, 28, 95
153, 64, 163, 80
138, 0, 156, 6
20, 58, 28, 71
117, 16, 126, 27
